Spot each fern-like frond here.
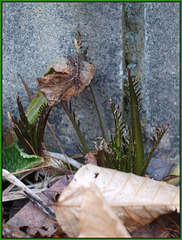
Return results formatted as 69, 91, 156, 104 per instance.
141, 123, 170, 175
126, 68, 145, 175
12, 96, 51, 156
107, 100, 134, 172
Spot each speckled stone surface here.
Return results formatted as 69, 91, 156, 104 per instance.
2, 2, 124, 155
146, 157, 173, 180
124, 2, 180, 164
143, 2, 180, 161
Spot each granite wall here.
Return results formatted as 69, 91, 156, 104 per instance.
124, 2, 180, 163
2, 2, 180, 163
144, 3, 180, 162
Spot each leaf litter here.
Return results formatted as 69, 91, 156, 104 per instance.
55, 164, 179, 238
6, 175, 73, 237
3, 164, 179, 238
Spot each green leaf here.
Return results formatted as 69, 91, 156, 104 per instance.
3, 143, 44, 179
3, 91, 47, 147
25, 91, 47, 124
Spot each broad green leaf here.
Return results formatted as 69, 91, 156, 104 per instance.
3, 143, 44, 179
25, 91, 47, 124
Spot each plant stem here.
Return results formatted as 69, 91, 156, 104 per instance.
60, 101, 90, 154
128, 69, 144, 175
75, 32, 110, 143
89, 82, 110, 142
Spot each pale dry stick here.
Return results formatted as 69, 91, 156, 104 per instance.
3, 186, 48, 202
44, 150, 83, 169
3, 170, 34, 195
3, 164, 51, 195
42, 143, 64, 169
2, 169, 56, 219
7, 112, 14, 128
42, 144, 81, 175
2, 164, 51, 178
3, 175, 63, 202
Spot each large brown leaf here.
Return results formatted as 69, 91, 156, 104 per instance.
6, 175, 73, 237
55, 164, 179, 237
37, 56, 96, 106
78, 185, 130, 238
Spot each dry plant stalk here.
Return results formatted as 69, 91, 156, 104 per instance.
43, 150, 83, 169
55, 164, 179, 237
2, 169, 55, 219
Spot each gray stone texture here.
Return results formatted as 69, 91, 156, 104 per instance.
144, 2, 180, 161
146, 157, 172, 180
2, 2, 124, 155
124, 2, 180, 164
3, 2, 180, 163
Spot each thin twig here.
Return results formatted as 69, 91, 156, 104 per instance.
24, 138, 37, 155
2, 169, 56, 219
47, 121, 73, 174
2, 129, 8, 147
18, 73, 34, 101
42, 143, 64, 169
89, 81, 110, 142
2, 164, 51, 178
74, 30, 110, 142
3, 175, 63, 203
3, 170, 35, 195
44, 150, 83, 169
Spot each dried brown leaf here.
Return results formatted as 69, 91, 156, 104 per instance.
2, 222, 32, 238
131, 213, 180, 238
37, 56, 96, 106
78, 185, 130, 238
7, 175, 73, 237
131, 219, 169, 238
84, 152, 97, 165
55, 164, 179, 237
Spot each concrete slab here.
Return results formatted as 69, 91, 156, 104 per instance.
144, 2, 180, 161
2, 2, 124, 155
124, 2, 180, 164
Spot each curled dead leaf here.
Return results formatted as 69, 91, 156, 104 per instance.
55, 164, 179, 237
37, 56, 96, 106
78, 185, 130, 238
6, 175, 73, 237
